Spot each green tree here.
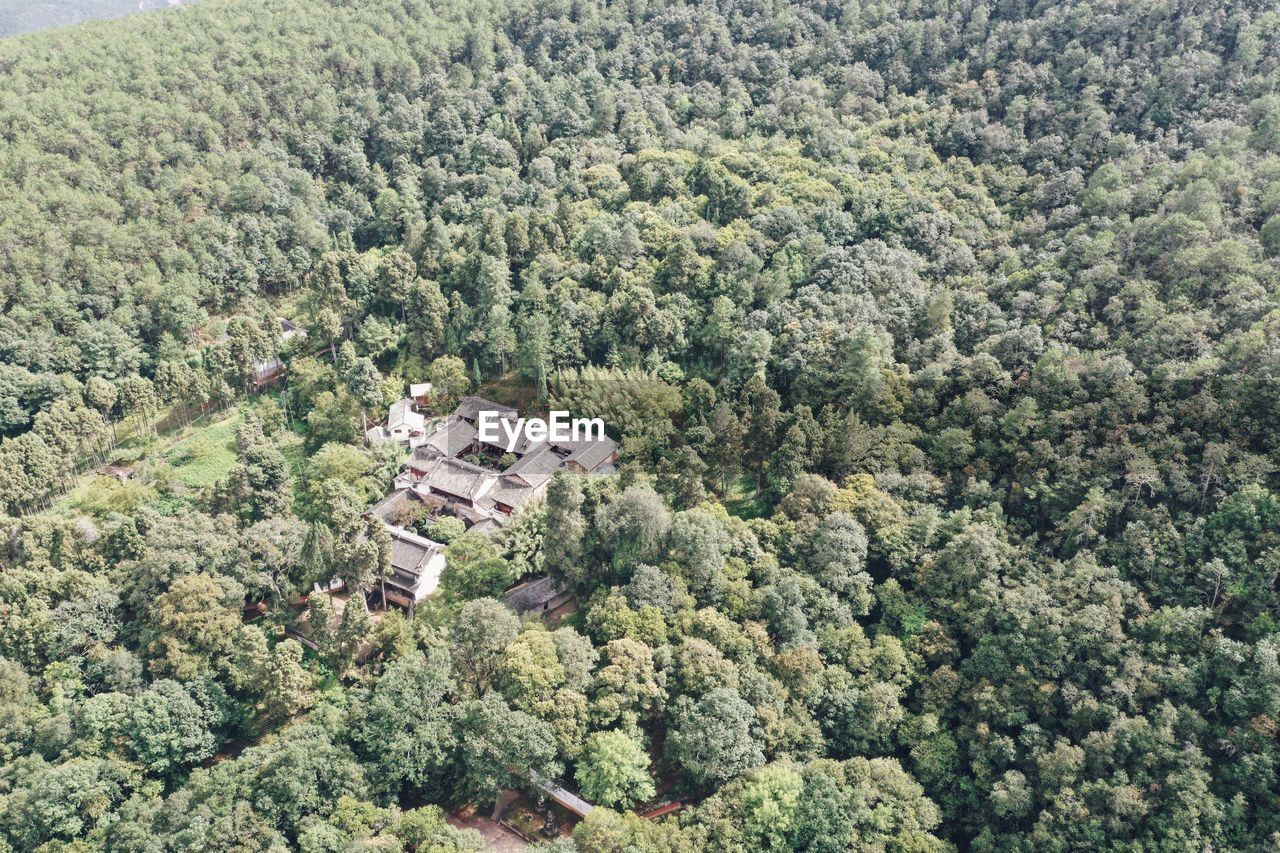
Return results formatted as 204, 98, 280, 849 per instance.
496, 628, 565, 711
451, 598, 520, 694
351, 650, 456, 797
427, 355, 470, 410
543, 472, 588, 586
146, 574, 243, 681
305, 390, 360, 451
442, 534, 513, 600
406, 279, 449, 357
666, 687, 764, 788
576, 730, 655, 809
121, 679, 232, 778
590, 639, 666, 728
344, 355, 384, 434
456, 692, 560, 805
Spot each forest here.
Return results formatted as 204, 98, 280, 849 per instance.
2, 0, 1280, 849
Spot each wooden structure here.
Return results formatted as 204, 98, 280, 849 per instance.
528, 770, 594, 818
99, 462, 136, 482
389, 396, 619, 532
504, 576, 573, 616
379, 524, 446, 610
385, 398, 428, 446
640, 802, 683, 819
250, 356, 285, 387
409, 381, 433, 407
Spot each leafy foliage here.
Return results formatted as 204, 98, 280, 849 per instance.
2, 0, 1280, 848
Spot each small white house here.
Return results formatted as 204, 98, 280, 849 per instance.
409, 382, 433, 406
386, 398, 427, 447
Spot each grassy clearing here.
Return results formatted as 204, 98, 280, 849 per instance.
278, 431, 309, 502
279, 434, 307, 475
55, 407, 243, 516
56, 472, 148, 518
162, 410, 242, 488
56, 397, 300, 521
476, 371, 543, 415
725, 473, 767, 520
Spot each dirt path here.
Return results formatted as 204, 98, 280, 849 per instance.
447, 814, 529, 852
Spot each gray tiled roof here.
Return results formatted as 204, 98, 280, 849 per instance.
475, 420, 542, 455
488, 476, 536, 510
388, 398, 424, 431
503, 575, 567, 612
380, 399, 619, 537
382, 524, 446, 600
421, 457, 495, 501
279, 317, 308, 341
251, 356, 283, 381
422, 416, 476, 457
367, 488, 413, 521
469, 518, 502, 535
565, 437, 619, 472
386, 525, 443, 576
503, 443, 561, 488
454, 395, 518, 423
528, 769, 594, 818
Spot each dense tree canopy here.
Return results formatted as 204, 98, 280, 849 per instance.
2, 0, 1280, 848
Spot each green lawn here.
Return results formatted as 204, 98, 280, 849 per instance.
725, 473, 767, 520
162, 410, 242, 488
57, 472, 153, 518
58, 401, 304, 520
54, 408, 242, 517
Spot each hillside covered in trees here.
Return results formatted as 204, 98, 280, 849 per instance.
2, 0, 1280, 848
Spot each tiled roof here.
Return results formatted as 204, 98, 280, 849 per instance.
469, 518, 502, 535
367, 488, 414, 521
279, 317, 308, 341
420, 457, 496, 501
529, 770, 594, 818
388, 525, 440, 572
503, 443, 561, 488
454, 395, 518, 422
379, 399, 619, 539
388, 398, 425, 431
251, 356, 283, 380
503, 575, 567, 612
384, 524, 445, 599
487, 476, 536, 510
566, 437, 619, 472
474, 418, 543, 455
421, 416, 476, 457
